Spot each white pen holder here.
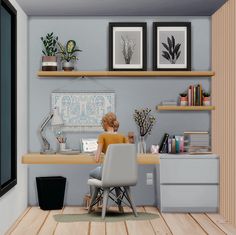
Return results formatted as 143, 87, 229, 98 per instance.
59, 143, 66, 151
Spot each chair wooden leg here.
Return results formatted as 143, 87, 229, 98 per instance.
124, 186, 138, 217
102, 188, 109, 219
88, 187, 98, 213
115, 187, 124, 213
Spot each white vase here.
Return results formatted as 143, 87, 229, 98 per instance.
138, 136, 146, 154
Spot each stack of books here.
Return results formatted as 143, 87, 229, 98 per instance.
188, 84, 203, 106
159, 133, 185, 154
160, 100, 178, 106
184, 132, 211, 154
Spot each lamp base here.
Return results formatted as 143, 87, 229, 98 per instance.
40, 149, 56, 154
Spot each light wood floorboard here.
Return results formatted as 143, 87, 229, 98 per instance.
90, 222, 106, 235
207, 213, 236, 235
125, 207, 155, 235
38, 209, 63, 235
54, 207, 89, 235
162, 213, 207, 235
5, 207, 31, 235
7, 207, 236, 235
144, 206, 172, 234
9, 207, 49, 235
190, 213, 226, 235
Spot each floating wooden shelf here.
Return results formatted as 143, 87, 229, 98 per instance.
157, 106, 215, 111
37, 71, 215, 78
22, 153, 160, 165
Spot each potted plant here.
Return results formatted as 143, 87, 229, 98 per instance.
133, 108, 156, 154
57, 40, 82, 71
203, 92, 211, 106
40, 32, 58, 71
179, 92, 188, 106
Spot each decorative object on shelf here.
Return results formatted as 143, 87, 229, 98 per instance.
203, 92, 211, 106
57, 40, 82, 71
109, 22, 147, 71
153, 22, 191, 71
51, 92, 115, 132
55, 130, 68, 152
133, 108, 156, 154
184, 131, 211, 154
41, 32, 58, 71
128, 131, 135, 144
39, 107, 63, 154
160, 100, 178, 106
150, 145, 159, 154
187, 84, 203, 106
179, 92, 188, 106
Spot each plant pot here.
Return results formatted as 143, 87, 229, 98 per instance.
180, 96, 188, 106
42, 56, 57, 71
62, 61, 74, 71
203, 97, 211, 106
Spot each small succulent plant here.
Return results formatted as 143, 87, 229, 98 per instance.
180, 92, 188, 97
133, 108, 156, 137
162, 35, 181, 64
203, 92, 211, 97
41, 32, 58, 56
57, 40, 82, 62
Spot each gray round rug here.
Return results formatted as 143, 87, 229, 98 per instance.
54, 211, 159, 222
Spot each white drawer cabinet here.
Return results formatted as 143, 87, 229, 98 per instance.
157, 154, 219, 212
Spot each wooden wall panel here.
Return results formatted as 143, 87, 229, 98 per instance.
212, 0, 236, 226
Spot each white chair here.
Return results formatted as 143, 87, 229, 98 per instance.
87, 144, 138, 219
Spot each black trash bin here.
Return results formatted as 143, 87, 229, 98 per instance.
36, 176, 66, 210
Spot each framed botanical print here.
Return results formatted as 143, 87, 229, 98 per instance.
109, 22, 147, 71
153, 22, 191, 71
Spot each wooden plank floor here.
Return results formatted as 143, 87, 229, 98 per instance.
6, 207, 236, 235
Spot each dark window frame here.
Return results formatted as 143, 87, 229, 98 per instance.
0, 0, 17, 197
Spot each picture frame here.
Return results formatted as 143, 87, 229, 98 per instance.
51, 91, 115, 132
153, 22, 191, 71
109, 22, 147, 71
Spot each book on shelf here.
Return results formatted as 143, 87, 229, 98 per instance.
159, 133, 184, 154
184, 131, 211, 154
188, 84, 203, 106
159, 133, 169, 153
160, 100, 178, 106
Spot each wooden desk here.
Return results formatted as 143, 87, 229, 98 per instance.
22, 153, 160, 165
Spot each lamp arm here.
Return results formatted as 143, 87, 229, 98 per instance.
40, 113, 53, 132
39, 113, 54, 152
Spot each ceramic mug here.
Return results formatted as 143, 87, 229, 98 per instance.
59, 143, 66, 151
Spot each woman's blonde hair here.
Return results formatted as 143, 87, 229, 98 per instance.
102, 112, 119, 131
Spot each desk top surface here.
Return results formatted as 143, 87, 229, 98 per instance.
22, 153, 160, 165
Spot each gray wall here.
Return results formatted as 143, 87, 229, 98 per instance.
28, 16, 211, 205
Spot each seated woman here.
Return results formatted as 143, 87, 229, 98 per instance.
89, 112, 128, 181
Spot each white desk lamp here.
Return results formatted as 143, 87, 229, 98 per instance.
40, 107, 63, 154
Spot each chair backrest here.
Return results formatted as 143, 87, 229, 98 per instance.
101, 144, 137, 187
